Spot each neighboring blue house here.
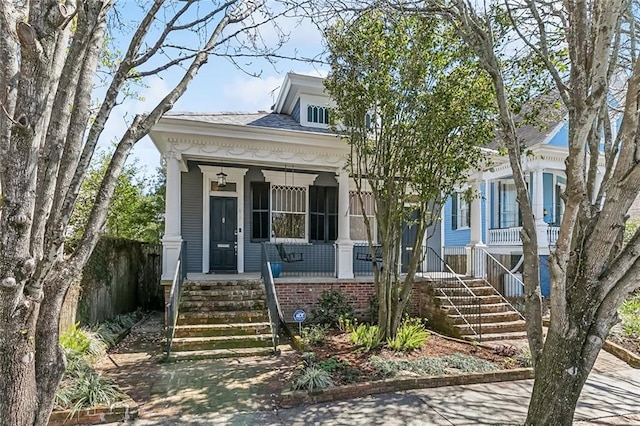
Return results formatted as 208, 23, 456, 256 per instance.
443, 108, 608, 297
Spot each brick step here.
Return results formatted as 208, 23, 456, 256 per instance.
455, 320, 527, 335
183, 280, 263, 291
441, 302, 513, 315
180, 289, 265, 301
435, 285, 497, 296
171, 334, 273, 351
436, 294, 504, 305
179, 300, 266, 312
448, 310, 523, 325
177, 311, 269, 325
174, 323, 272, 338
168, 347, 275, 362
477, 331, 529, 341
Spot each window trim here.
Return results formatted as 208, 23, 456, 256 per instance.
349, 190, 378, 244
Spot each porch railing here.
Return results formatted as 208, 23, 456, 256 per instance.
488, 225, 560, 246
547, 226, 560, 246
425, 247, 482, 341
165, 241, 187, 358
488, 227, 522, 245
262, 242, 335, 277
261, 244, 285, 353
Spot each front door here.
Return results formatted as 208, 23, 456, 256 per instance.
401, 209, 420, 273
210, 196, 237, 273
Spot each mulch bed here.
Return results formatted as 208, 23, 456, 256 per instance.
301, 330, 524, 386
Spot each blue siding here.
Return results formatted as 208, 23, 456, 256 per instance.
443, 195, 470, 246
547, 123, 569, 147
181, 162, 203, 273
291, 98, 301, 123
543, 173, 554, 223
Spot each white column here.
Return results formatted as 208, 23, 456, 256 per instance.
335, 170, 354, 279
467, 179, 486, 278
533, 168, 549, 251
162, 150, 183, 281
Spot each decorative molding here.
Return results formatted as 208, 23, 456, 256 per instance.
261, 170, 318, 187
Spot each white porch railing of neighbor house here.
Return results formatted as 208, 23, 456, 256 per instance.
488, 226, 560, 246
488, 227, 522, 245
547, 226, 560, 246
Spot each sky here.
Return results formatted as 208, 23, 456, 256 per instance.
100, 3, 330, 178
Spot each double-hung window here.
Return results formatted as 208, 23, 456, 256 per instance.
349, 191, 377, 242
271, 185, 307, 240
451, 192, 471, 230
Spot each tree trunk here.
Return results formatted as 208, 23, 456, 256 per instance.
526, 318, 603, 424
0, 305, 39, 426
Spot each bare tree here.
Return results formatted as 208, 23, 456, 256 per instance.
0, 1, 302, 424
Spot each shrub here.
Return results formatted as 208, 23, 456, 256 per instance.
55, 369, 125, 415
312, 289, 354, 328
443, 353, 499, 373
59, 323, 106, 362
369, 355, 445, 377
386, 317, 429, 351
302, 324, 329, 347
516, 347, 533, 368
337, 315, 357, 333
367, 293, 379, 324
493, 344, 518, 357
620, 295, 640, 338
350, 324, 382, 351
293, 366, 334, 392
316, 356, 350, 372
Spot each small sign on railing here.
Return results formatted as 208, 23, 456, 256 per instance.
293, 309, 306, 337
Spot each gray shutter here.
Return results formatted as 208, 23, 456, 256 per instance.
451, 194, 458, 230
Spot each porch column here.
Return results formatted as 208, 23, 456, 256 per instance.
162, 150, 183, 281
336, 170, 354, 279
533, 168, 549, 250
467, 178, 486, 278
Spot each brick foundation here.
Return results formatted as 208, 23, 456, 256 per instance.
275, 280, 425, 323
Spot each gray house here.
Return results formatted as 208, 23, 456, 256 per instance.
150, 72, 441, 283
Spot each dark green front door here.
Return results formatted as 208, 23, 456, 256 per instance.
210, 196, 237, 273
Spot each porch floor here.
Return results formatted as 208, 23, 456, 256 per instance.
185, 272, 464, 283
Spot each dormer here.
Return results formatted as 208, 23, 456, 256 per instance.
272, 72, 334, 130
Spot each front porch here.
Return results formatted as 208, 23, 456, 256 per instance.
487, 225, 560, 247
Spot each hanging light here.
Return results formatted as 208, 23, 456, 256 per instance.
217, 165, 227, 187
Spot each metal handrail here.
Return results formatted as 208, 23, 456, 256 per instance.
426, 247, 481, 340
262, 244, 285, 353
477, 247, 526, 321
165, 241, 186, 358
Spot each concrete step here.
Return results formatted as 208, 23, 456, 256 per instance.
171, 334, 273, 351
436, 294, 504, 305
174, 323, 272, 338
177, 311, 270, 325
448, 310, 523, 325
436, 285, 497, 296
455, 320, 527, 335
441, 302, 513, 315
183, 280, 264, 291
168, 347, 275, 362
179, 300, 266, 312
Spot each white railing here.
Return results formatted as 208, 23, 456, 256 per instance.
488, 227, 522, 245
488, 226, 561, 246
547, 226, 560, 246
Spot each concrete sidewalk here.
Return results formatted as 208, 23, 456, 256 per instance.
106, 313, 640, 425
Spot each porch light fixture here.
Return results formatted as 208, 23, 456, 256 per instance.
217, 166, 227, 187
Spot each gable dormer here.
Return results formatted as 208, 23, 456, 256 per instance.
272, 72, 333, 129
